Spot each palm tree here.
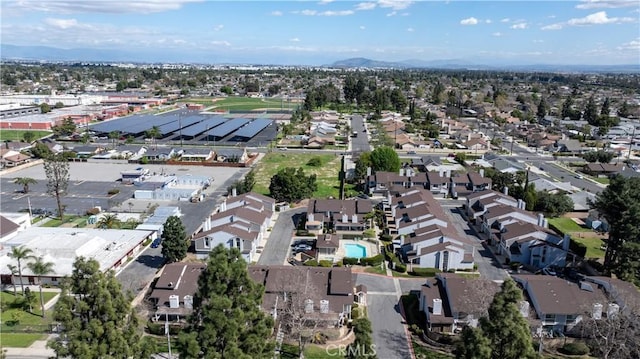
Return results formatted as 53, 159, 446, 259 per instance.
108, 131, 120, 149
27, 257, 55, 318
6, 264, 18, 295
96, 213, 122, 229
8, 246, 35, 295
14, 177, 37, 194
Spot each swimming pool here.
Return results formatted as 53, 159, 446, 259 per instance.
344, 243, 367, 259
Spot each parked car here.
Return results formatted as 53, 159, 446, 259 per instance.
575, 174, 584, 179
293, 244, 312, 252
407, 151, 417, 155
151, 238, 162, 248
291, 239, 314, 247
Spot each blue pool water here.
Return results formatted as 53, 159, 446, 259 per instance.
344, 243, 367, 258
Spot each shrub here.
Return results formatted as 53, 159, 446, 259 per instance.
394, 262, 407, 273
107, 189, 120, 195
361, 254, 384, 266
306, 157, 322, 167
569, 239, 588, 258
343, 257, 359, 266
351, 305, 360, 320
303, 260, 318, 267
509, 262, 522, 271
334, 261, 343, 267
86, 207, 100, 215
147, 322, 181, 336
411, 267, 440, 277
385, 251, 396, 262
560, 342, 590, 356
318, 260, 333, 267
379, 233, 393, 242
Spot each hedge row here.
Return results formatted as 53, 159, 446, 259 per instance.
386, 251, 406, 273
410, 267, 440, 277
342, 254, 384, 266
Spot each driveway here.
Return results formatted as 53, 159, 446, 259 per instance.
355, 273, 422, 359
444, 206, 509, 281
257, 208, 304, 265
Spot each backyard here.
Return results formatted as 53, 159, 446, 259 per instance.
0, 291, 58, 347
252, 153, 354, 200
548, 217, 606, 259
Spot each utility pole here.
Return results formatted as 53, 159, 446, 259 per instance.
510, 137, 515, 156
628, 126, 636, 162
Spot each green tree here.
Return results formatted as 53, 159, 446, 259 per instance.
228, 169, 256, 196
26, 257, 54, 317
6, 264, 18, 295
39, 103, 51, 114
370, 146, 401, 173
43, 154, 69, 220
48, 257, 156, 358
22, 131, 36, 143
534, 191, 574, 217
145, 126, 161, 150
161, 216, 188, 263
177, 245, 275, 358
617, 101, 631, 118
96, 214, 122, 229
8, 245, 35, 295
591, 176, 640, 282
108, 131, 120, 149
52, 118, 77, 137
536, 97, 548, 119
479, 279, 537, 359
269, 167, 317, 203
346, 317, 377, 359
454, 152, 467, 165
30, 142, 53, 159
455, 326, 492, 359
14, 177, 37, 194
354, 152, 372, 184
584, 96, 598, 126
220, 85, 233, 95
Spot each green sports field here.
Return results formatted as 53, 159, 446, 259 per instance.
0, 130, 52, 142
184, 96, 296, 111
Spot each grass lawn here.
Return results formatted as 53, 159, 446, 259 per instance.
40, 215, 88, 227
364, 265, 387, 275
593, 177, 610, 185
1, 291, 57, 347
548, 217, 586, 234
572, 235, 606, 259
253, 153, 343, 199
189, 96, 291, 111
0, 130, 51, 142
280, 343, 343, 359
0, 333, 47, 347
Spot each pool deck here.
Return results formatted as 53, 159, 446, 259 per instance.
321, 239, 379, 263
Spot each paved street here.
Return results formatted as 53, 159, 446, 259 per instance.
354, 273, 419, 359
350, 114, 371, 153
257, 208, 304, 265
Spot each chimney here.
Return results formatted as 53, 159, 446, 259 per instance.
446, 170, 451, 178
563, 233, 571, 251
221, 199, 227, 212
352, 214, 358, 223
592, 303, 603, 319
206, 216, 211, 231
342, 213, 348, 223
439, 169, 444, 177
433, 298, 443, 315
399, 168, 405, 176
519, 301, 530, 318
543, 219, 548, 228
479, 169, 485, 177
366, 167, 372, 176
607, 303, 619, 318
232, 187, 237, 197
503, 186, 509, 196
537, 213, 544, 227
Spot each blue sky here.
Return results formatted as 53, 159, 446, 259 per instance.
1, 0, 639, 65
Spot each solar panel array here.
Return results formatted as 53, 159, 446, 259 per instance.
180, 116, 227, 137
231, 118, 273, 139
206, 118, 252, 139
157, 115, 206, 135
123, 115, 174, 135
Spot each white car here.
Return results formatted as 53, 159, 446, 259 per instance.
293, 244, 312, 252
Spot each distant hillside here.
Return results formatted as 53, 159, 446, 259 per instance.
329, 57, 411, 68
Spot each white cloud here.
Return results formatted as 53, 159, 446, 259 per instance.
407, 27, 414, 32
617, 38, 640, 50
576, 0, 637, 9
44, 18, 80, 29
359, 25, 366, 30
211, 40, 230, 47
492, 32, 502, 37
299, 10, 317, 15
290, 37, 300, 42
355, 2, 377, 11
377, 0, 413, 10
213, 24, 224, 31
270, 10, 283, 16
8, 0, 203, 14
511, 22, 528, 29
567, 11, 634, 25
500, 18, 511, 23
318, 0, 334, 4
386, 11, 397, 17
533, 39, 545, 43
297, 9, 354, 16
485, 19, 492, 24
541, 23, 563, 30
460, 17, 478, 25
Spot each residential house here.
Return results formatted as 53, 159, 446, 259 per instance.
450, 171, 492, 198
248, 265, 355, 326
496, 221, 569, 268
71, 145, 105, 158
305, 199, 373, 235
554, 139, 585, 154
419, 273, 500, 333
411, 156, 442, 172
142, 148, 177, 161
180, 148, 214, 162
425, 172, 449, 196
462, 138, 489, 151
214, 148, 248, 163
512, 275, 609, 335
387, 189, 474, 271
148, 262, 206, 321
584, 209, 609, 232
465, 189, 519, 225
582, 163, 624, 177
316, 234, 339, 258
0, 152, 31, 167
0, 213, 31, 241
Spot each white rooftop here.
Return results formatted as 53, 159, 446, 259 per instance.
0, 227, 151, 277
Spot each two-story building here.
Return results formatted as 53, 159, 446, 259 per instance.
305, 199, 373, 235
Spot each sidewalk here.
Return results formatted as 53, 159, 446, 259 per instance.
2, 335, 57, 358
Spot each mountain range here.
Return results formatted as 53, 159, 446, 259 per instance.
2, 44, 639, 73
